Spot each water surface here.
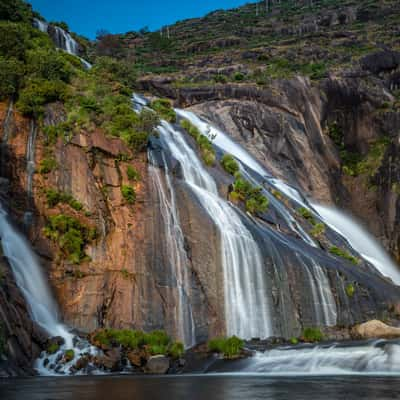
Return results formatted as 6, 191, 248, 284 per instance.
1, 375, 400, 400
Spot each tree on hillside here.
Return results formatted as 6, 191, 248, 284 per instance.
95, 30, 126, 59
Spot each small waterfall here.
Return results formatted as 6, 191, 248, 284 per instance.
240, 341, 400, 375
53, 26, 79, 56
313, 204, 400, 285
33, 18, 48, 33
301, 258, 337, 326
0, 204, 72, 346
26, 120, 38, 200
148, 151, 196, 348
33, 18, 92, 69
1, 100, 14, 144
158, 121, 272, 339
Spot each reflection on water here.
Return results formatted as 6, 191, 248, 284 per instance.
1, 375, 399, 400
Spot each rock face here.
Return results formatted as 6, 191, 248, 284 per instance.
351, 320, 400, 340
141, 73, 400, 264
1, 64, 400, 376
0, 257, 46, 377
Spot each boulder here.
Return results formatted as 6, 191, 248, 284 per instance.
95, 348, 121, 371
351, 320, 400, 339
145, 355, 170, 374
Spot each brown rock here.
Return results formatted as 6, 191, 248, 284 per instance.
145, 355, 170, 374
351, 320, 400, 339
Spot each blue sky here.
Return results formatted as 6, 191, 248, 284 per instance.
28, 0, 251, 39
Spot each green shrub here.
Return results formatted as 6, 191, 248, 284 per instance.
214, 74, 228, 84
126, 165, 140, 182
180, 119, 200, 139
64, 349, 75, 362
208, 336, 244, 358
233, 72, 245, 81
144, 330, 170, 347
297, 207, 316, 225
0, 0, 33, 23
47, 342, 60, 354
302, 327, 323, 342
310, 223, 325, 238
17, 79, 68, 117
150, 98, 176, 123
229, 175, 269, 215
121, 185, 136, 204
0, 21, 30, 60
39, 157, 57, 174
45, 188, 83, 211
329, 246, 359, 265
290, 337, 299, 345
43, 214, 96, 264
25, 49, 72, 82
168, 341, 184, 359
221, 154, 239, 175
345, 283, 355, 297
0, 56, 24, 100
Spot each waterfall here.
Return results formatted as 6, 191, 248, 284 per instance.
33, 18, 92, 69
52, 26, 79, 56
240, 341, 400, 375
0, 204, 73, 347
301, 258, 337, 326
148, 151, 196, 348
312, 204, 400, 285
33, 18, 48, 33
26, 120, 37, 200
157, 121, 272, 339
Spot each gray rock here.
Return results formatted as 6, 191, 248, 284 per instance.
145, 355, 170, 374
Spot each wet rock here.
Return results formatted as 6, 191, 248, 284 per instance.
127, 350, 146, 368
95, 348, 121, 371
145, 355, 170, 374
351, 320, 400, 339
74, 355, 90, 371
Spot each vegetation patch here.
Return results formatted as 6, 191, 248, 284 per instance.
229, 174, 269, 215
43, 214, 97, 264
345, 283, 356, 297
220, 154, 239, 175
180, 119, 216, 166
39, 157, 57, 174
297, 207, 317, 225
329, 246, 359, 265
45, 188, 83, 211
150, 98, 176, 123
301, 327, 324, 343
310, 223, 326, 238
121, 185, 136, 204
126, 165, 140, 182
64, 349, 75, 362
47, 342, 60, 354
92, 328, 183, 357
208, 336, 244, 358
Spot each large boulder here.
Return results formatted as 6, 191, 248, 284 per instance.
145, 355, 170, 374
351, 320, 400, 339
361, 50, 400, 75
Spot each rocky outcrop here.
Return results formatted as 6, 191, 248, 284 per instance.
0, 257, 46, 377
351, 320, 400, 340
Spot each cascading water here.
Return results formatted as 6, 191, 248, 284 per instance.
33, 18, 92, 69
234, 341, 400, 376
156, 121, 272, 339
148, 151, 196, 348
312, 204, 400, 285
175, 109, 338, 329
0, 205, 72, 345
